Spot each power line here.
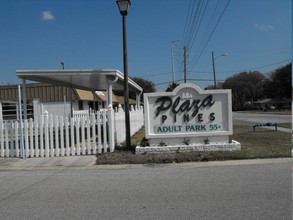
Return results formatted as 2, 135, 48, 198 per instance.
178, 0, 231, 81
181, 0, 195, 47
188, 59, 291, 74
189, 0, 231, 72
185, 0, 208, 50
187, 0, 210, 50
152, 59, 291, 86
140, 71, 173, 78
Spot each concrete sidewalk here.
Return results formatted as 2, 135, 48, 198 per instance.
0, 155, 97, 169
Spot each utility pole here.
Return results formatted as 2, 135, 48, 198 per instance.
171, 40, 178, 83
211, 51, 228, 89
183, 46, 187, 83
212, 51, 217, 89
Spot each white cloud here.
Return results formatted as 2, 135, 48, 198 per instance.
254, 24, 274, 32
42, 11, 55, 21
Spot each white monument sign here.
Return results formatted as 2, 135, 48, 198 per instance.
144, 83, 233, 146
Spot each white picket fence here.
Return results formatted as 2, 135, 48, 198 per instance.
0, 105, 144, 158
114, 105, 144, 144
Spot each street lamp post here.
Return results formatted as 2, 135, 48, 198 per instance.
117, 0, 131, 147
212, 51, 228, 89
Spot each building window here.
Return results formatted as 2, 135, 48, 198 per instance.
1, 100, 34, 120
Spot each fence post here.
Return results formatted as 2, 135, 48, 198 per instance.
81, 117, 86, 155
5, 121, 9, 157
15, 122, 19, 157
17, 85, 25, 159
40, 116, 44, 157
108, 105, 115, 152
44, 115, 49, 157
0, 102, 2, 120
49, 115, 54, 157
70, 118, 75, 156
0, 119, 3, 157
117, 105, 125, 144
86, 117, 91, 154
60, 117, 64, 157
76, 118, 80, 156
24, 120, 29, 158
34, 118, 39, 157
65, 118, 70, 156
29, 118, 34, 158
54, 116, 59, 157
91, 113, 97, 154
102, 110, 107, 152
8, 121, 13, 157
96, 112, 101, 154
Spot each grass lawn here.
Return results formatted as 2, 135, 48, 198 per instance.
277, 123, 291, 129
96, 125, 291, 165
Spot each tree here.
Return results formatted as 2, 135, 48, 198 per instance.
222, 71, 265, 108
131, 77, 156, 93
165, 82, 179, 92
263, 63, 292, 99
113, 77, 156, 104
131, 77, 156, 103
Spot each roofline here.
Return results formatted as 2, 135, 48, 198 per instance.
16, 69, 119, 76
16, 69, 143, 93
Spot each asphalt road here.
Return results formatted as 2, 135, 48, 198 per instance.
233, 111, 291, 127
0, 159, 291, 220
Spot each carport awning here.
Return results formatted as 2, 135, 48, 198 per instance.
16, 69, 143, 93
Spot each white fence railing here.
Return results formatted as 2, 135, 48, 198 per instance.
73, 108, 96, 120
0, 105, 144, 158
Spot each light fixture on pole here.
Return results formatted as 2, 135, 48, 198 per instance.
116, 0, 131, 147
212, 51, 228, 89
117, 0, 131, 15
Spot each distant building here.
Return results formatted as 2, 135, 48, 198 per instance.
254, 98, 291, 111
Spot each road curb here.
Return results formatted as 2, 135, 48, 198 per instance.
0, 157, 291, 170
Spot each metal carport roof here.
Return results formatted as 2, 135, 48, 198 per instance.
16, 69, 143, 93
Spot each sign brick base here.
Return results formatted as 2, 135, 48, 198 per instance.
135, 140, 241, 154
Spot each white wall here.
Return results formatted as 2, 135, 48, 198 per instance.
33, 99, 40, 119
42, 101, 76, 118
0, 102, 2, 119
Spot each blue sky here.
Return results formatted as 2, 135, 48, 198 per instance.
0, 0, 291, 91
